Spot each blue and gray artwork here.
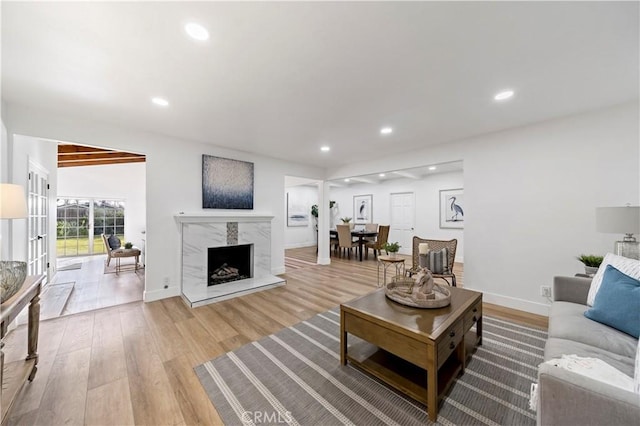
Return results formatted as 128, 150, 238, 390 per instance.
202, 155, 254, 209
448, 196, 464, 222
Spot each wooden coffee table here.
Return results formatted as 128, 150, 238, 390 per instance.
340, 287, 482, 421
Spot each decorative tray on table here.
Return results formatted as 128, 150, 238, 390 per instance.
385, 274, 451, 308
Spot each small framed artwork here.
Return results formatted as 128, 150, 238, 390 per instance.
286, 193, 309, 227
440, 188, 464, 229
353, 194, 373, 224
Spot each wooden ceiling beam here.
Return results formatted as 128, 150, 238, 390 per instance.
58, 145, 115, 154
57, 143, 145, 168
60, 152, 145, 162
58, 157, 146, 168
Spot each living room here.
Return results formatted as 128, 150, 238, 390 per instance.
1, 2, 638, 425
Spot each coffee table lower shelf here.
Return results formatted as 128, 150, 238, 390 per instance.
346, 341, 462, 407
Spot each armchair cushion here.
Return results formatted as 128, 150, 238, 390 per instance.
107, 234, 121, 250
584, 265, 640, 338
420, 248, 449, 274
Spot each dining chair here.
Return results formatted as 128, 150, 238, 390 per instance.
364, 223, 378, 232
363, 223, 378, 243
364, 225, 389, 260
406, 236, 458, 286
336, 224, 358, 259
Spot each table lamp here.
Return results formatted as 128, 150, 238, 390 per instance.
596, 206, 640, 260
1, 183, 28, 303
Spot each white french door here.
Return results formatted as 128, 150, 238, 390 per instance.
390, 192, 414, 255
27, 161, 50, 278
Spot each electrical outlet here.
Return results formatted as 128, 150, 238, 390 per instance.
540, 286, 552, 298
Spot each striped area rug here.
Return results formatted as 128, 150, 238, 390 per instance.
195, 308, 547, 425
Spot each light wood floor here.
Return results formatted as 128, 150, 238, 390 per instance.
3, 246, 546, 425
45, 255, 144, 318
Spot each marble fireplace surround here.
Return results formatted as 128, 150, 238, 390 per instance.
175, 214, 285, 307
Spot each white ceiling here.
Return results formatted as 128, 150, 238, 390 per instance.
2, 2, 638, 168
285, 160, 462, 188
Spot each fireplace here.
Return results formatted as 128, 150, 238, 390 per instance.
177, 215, 285, 307
208, 244, 253, 286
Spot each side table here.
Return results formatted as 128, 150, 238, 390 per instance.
574, 273, 595, 279
1, 274, 44, 425
377, 255, 405, 287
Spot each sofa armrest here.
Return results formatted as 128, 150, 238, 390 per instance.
552, 276, 591, 304
537, 363, 640, 426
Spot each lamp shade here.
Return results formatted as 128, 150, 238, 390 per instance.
0, 184, 28, 219
596, 206, 640, 235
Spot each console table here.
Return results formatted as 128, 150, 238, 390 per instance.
1, 275, 43, 425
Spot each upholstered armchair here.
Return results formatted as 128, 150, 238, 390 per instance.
101, 234, 141, 273
407, 236, 458, 286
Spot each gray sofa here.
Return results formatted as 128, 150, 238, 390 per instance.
537, 276, 639, 425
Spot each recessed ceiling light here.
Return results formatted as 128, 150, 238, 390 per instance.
151, 97, 169, 107
428, 166, 437, 171
380, 127, 393, 135
494, 90, 515, 101
320, 146, 330, 152
344, 178, 350, 182
185, 22, 209, 41
379, 173, 385, 177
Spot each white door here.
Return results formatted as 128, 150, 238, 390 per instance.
390, 192, 414, 255
27, 162, 50, 279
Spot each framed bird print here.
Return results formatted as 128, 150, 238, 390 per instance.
439, 188, 464, 229
353, 194, 373, 224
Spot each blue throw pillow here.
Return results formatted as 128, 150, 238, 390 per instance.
584, 265, 640, 338
107, 234, 121, 250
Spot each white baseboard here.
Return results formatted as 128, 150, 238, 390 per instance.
144, 286, 181, 302
465, 287, 550, 317
284, 242, 316, 249
317, 256, 330, 265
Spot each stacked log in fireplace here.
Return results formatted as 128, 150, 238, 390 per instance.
210, 263, 247, 285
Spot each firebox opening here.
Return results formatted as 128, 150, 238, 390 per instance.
207, 244, 253, 286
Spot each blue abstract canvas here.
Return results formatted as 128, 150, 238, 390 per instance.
202, 155, 254, 209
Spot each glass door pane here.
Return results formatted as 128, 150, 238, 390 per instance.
56, 198, 92, 257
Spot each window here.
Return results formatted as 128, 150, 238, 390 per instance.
56, 198, 125, 257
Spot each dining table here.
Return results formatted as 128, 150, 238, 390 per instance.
330, 229, 378, 261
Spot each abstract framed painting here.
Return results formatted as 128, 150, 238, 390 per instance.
439, 188, 464, 229
286, 192, 309, 227
202, 155, 254, 209
353, 194, 373, 224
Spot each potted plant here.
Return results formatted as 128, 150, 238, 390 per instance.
311, 201, 336, 219
124, 242, 134, 249
340, 217, 352, 223
383, 242, 401, 258
311, 201, 337, 229
577, 254, 603, 275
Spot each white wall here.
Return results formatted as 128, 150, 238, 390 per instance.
328, 102, 640, 315
4, 103, 325, 302
1, 115, 9, 259
57, 162, 147, 249
284, 185, 318, 248
330, 171, 464, 261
